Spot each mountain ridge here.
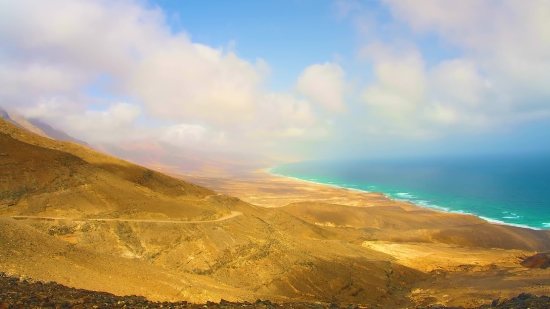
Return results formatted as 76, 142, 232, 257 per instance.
0, 118, 223, 220
0, 106, 278, 177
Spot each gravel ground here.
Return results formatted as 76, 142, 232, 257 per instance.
1, 274, 549, 309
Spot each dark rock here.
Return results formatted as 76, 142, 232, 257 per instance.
520, 252, 550, 269
517, 292, 535, 300
1, 274, 550, 309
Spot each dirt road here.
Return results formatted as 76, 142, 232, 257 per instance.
10, 211, 243, 224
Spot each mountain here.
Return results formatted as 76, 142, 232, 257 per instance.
0, 106, 274, 177
0, 117, 224, 220
26, 117, 90, 147
0, 107, 88, 146
95, 140, 279, 177
1, 117, 550, 308
0, 117, 427, 306
0, 106, 24, 129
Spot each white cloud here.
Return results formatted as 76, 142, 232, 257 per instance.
0, 64, 84, 102
354, 1, 550, 137
297, 62, 347, 113
249, 93, 327, 140
63, 102, 142, 143
0, 0, 266, 124
333, 0, 361, 20
383, 0, 490, 37
6, 0, 546, 159
383, 0, 550, 106
0, 0, 330, 156
162, 124, 206, 143
360, 44, 426, 126
128, 43, 264, 123
430, 59, 486, 107
425, 102, 458, 125
193, 92, 332, 153
159, 123, 230, 149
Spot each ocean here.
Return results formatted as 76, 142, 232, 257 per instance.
269, 154, 550, 230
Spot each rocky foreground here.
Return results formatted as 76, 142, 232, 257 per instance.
0, 275, 549, 309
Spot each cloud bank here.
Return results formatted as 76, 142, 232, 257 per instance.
0, 0, 328, 157
1, 0, 549, 159
355, 0, 550, 137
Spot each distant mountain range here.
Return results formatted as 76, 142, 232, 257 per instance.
0, 116, 218, 218
0, 106, 90, 147
94, 140, 277, 177
0, 107, 25, 130
0, 106, 278, 177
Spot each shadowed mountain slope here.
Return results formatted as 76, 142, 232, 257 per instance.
0, 118, 226, 220
26, 117, 90, 147
0, 107, 23, 129
0, 118, 213, 198
0, 107, 88, 145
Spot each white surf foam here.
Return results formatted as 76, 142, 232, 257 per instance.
479, 216, 541, 230
267, 170, 373, 193
267, 168, 545, 231
396, 192, 415, 199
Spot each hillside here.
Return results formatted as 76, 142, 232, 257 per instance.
0, 107, 89, 146
1, 117, 550, 308
0, 117, 425, 306
26, 117, 90, 147
0, 118, 225, 220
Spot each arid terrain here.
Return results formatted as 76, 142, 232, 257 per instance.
1, 117, 550, 308
3, 274, 550, 309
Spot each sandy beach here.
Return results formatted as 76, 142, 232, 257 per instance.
171, 169, 550, 308
173, 169, 417, 208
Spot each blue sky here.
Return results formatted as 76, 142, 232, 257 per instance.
154, 0, 361, 91
1, 0, 550, 159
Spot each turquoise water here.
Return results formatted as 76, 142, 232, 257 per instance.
270, 154, 550, 230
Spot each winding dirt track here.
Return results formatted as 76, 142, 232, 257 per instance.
10, 211, 243, 224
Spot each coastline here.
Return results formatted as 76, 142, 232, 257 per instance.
266, 166, 545, 231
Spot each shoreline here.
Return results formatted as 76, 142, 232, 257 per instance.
266, 167, 545, 231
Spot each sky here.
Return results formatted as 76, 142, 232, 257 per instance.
1, 0, 550, 160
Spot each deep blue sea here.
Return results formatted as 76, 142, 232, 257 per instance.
269, 154, 550, 230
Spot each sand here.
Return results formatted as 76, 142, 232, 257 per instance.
171, 169, 550, 308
